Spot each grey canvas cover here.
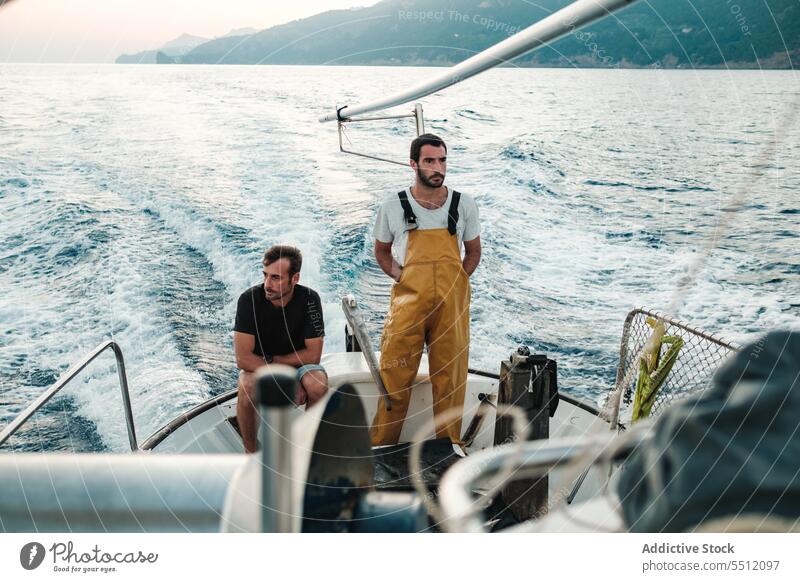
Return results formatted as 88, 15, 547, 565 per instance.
617, 331, 800, 532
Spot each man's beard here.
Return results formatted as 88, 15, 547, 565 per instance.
265, 282, 293, 301
417, 168, 444, 189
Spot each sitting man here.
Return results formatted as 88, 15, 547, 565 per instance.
233, 244, 327, 453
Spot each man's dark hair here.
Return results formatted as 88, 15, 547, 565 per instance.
410, 133, 447, 163
263, 245, 302, 276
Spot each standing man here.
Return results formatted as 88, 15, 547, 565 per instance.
371, 134, 481, 446
234, 245, 327, 453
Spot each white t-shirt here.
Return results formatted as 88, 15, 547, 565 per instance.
373, 186, 481, 266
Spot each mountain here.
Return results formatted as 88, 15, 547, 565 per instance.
116, 33, 210, 64
160, 33, 210, 55
173, 0, 798, 68
116, 28, 263, 64
224, 27, 258, 38
116, 50, 160, 64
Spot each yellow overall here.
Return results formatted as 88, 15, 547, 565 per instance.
370, 227, 471, 446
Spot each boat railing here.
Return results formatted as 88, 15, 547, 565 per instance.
0, 340, 138, 451
438, 429, 651, 533
609, 307, 740, 424
337, 103, 425, 166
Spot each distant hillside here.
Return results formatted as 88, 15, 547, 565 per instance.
225, 27, 258, 37
115, 30, 258, 64
174, 0, 798, 68
116, 34, 210, 64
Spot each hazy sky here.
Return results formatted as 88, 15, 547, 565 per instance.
0, 0, 378, 63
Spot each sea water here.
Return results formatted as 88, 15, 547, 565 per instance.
0, 64, 798, 451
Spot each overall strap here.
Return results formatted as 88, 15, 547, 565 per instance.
397, 190, 417, 228
447, 190, 461, 235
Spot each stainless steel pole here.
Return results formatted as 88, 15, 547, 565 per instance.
319, 0, 639, 123
256, 364, 297, 533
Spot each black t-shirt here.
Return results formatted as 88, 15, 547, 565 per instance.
234, 284, 325, 357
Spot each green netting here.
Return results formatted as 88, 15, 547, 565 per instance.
631, 317, 685, 422
615, 309, 739, 420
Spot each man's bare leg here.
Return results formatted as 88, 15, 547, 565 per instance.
236, 371, 258, 453
294, 386, 308, 407
301, 369, 328, 408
